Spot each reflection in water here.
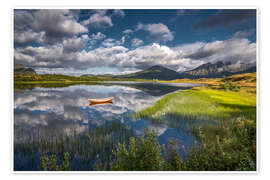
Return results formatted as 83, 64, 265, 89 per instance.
89, 102, 113, 106
14, 82, 202, 170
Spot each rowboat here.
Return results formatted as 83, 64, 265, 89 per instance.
89, 102, 113, 106
88, 97, 113, 104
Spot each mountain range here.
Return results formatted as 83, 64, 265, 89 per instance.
180, 61, 256, 79
15, 61, 256, 80
114, 61, 256, 80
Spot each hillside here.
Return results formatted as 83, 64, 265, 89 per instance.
181, 61, 256, 78
116, 65, 181, 80
14, 64, 36, 74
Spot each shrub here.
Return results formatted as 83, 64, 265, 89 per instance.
110, 130, 166, 171
166, 140, 183, 170
220, 81, 241, 92
40, 152, 71, 171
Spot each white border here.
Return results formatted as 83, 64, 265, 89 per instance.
9, 5, 260, 176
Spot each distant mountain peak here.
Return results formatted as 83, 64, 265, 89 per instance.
146, 65, 169, 70
181, 61, 256, 78
117, 65, 181, 80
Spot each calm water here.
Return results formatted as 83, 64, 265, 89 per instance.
14, 82, 202, 170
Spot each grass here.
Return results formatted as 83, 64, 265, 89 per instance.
131, 74, 257, 171
136, 88, 256, 121
14, 73, 148, 84
14, 120, 134, 171
161, 72, 256, 94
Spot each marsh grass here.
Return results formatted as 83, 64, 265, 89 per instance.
136, 88, 256, 121
14, 120, 134, 171
133, 87, 256, 171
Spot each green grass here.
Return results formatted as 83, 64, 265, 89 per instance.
136, 88, 256, 121
133, 87, 256, 171
14, 73, 148, 84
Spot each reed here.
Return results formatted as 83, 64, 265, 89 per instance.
14, 120, 134, 171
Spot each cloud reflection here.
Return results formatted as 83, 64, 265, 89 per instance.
14, 83, 197, 147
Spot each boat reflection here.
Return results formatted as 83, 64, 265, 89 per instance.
89, 101, 113, 106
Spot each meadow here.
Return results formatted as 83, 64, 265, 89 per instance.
130, 73, 257, 170
14, 73, 146, 84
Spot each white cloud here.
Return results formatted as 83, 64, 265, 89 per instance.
14, 10, 88, 44
232, 29, 255, 39
32, 10, 87, 41
14, 30, 45, 45
90, 32, 106, 40
15, 36, 256, 74
136, 23, 174, 42
101, 38, 124, 47
62, 35, 89, 52
14, 10, 34, 31
123, 29, 133, 35
131, 38, 144, 47
113, 9, 125, 17
120, 36, 126, 44
82, 10, 113, 28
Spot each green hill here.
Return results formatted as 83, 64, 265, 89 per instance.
14, 64, 36, 74
116, 65, 181, 80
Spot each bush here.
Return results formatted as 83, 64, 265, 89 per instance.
40, 152, 71, 171
110, 130, 166, 171
220, 81, 241, 92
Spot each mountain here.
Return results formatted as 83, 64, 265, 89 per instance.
81, 74, 114, 77
116, 65, 181, 80
80, 63, 256, 80
14, 64, 36, 74
180, 61, 256, 78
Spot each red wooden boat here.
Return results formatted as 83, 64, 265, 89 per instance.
88, 97, 113, 104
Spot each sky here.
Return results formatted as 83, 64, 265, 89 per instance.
14, 9, 257, 75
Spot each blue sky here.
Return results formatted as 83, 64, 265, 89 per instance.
14, 9, 256, 75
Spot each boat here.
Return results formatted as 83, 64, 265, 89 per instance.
89, 102, 113, 106
88, 97, 113, 104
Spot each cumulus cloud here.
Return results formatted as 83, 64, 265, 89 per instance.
14, 9, 88, 44
14, 10, 34, 31
232, 29, 255, 39
113, 9, 125, 17
101, 38, 124, 47
82, 10, 113, 28
123, 29, 133, 35
131, 38, 144, 47
136, 23, 174, 42
90, 32, 106, 40
183, 38, 256, 67
14, 30, 45, 45
15, 34, 256, 73
62, 34, 89, 52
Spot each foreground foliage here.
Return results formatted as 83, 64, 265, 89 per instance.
132, 87, 256, 171
96, 121, 256, 171
40, 152, 71, 171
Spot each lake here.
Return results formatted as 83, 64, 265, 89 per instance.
14, 82, 203, 170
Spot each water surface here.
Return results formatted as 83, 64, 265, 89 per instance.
14, 82, 202, 170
